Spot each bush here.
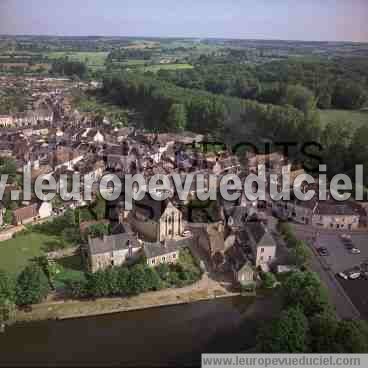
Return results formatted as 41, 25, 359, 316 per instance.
16, 263, 50, 306
261, 272, 277, 289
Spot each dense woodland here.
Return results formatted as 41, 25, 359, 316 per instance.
50, 59, 87, 79
156, 58, 368, 110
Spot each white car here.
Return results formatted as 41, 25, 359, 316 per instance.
337, 272, 348, 280
351, 248, 361, 254
349, 272, 361, 280
341, 233, 351, 240
182, 230, 192, 237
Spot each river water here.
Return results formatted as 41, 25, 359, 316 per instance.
0, 297, 263, 367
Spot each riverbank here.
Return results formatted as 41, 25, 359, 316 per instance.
14, 272, 240, 322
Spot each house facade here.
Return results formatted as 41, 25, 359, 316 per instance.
130, 196, 184, 242
87, 233, 141, 272
143, 240, 180, 267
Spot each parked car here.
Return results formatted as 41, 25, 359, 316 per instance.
317, 247, 329, 256
341, 234, 351, 240
182, 230, 192, 237
349, 272, 361, 280
351, 248, 361, 254
337, 272, 348, 280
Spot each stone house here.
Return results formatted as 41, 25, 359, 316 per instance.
280, 198, 360, 230
86, 233, 141, 272
312, 201, 360, 230
12, 202, 52, 226
143, 240, 181, 267
241, 222, 277, 271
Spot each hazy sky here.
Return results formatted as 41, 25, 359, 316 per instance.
0, 0, 367, 42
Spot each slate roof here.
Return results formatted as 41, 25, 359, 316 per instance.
88, 233, 140, 255
143, 240, 181, 259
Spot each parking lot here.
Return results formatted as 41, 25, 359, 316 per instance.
313, 232, 368, 319
315, 233, 368, 274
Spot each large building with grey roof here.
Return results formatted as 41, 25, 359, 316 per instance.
86, 233, 141, 272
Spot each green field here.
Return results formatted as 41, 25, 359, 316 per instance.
141, 63, 193, 73
319, 109, 368, 129
0, 233, 59, 275
46, 51, 109, 69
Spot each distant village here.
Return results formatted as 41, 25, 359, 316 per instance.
0, 75, 367, 291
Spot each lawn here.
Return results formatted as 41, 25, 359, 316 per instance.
0, 233, 60, 275
141, 63, 193, 73
319, 109, 368, 129
53, 255, 86, 290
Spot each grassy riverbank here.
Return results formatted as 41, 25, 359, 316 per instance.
15, 275, 239, 322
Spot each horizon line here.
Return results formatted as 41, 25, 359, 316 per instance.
0, 33, 367, 44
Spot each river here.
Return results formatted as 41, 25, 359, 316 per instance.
0, 296, 271, 367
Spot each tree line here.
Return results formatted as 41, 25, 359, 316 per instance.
257, 270, 368, 353
51, 58, 87, 79
100, 72, 319, 143
66, 249, 201, 299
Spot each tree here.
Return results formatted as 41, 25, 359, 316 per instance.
283, 84, 317, 117
166, 103, 187, 131
283, 271, 329, 317
90, 195, 106, 220
332, 81, 367, 110
335, 320, 368, 353
143, 266, 163, 291
0, 270, 16, 305
257, 307, 309, 353
116, 267, 129, 294
0, 157, 17, 183
317, 91, 332, 109
51, 59, 87, 79
261, 272, 277, 289
309, 313, 339, 353
3, 209, 13, 225
16, 264, 50, 306
85, 270, 111, 298
127, 264, 150, 295
291, 240, 312, 268
86, 223, 110, 239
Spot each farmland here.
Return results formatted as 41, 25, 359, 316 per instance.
141, 63, 194, 73
46, 51, 109, 70
319, 109, 368, 129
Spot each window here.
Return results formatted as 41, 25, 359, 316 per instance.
151, 259, 155, 265
260, 248, 265, 253
260, 256, 264, 261
162, 257, 166, 262
173, 253, 176, 259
